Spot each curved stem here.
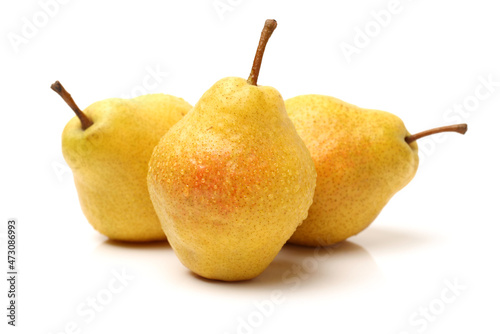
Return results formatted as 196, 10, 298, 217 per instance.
51, 81, 93, 130
405, 124, 468, 144
247, 19, 278, 86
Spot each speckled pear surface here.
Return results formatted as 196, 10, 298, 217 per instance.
286, 94, 419, 246
62, 94, 192, 241
148, 77, 316, 281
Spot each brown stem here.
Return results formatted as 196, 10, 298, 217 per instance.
405, 124, 468, 144
51, 81, 93, 130
247, 19, 278, 86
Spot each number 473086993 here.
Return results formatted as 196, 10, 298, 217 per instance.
7, 220, 16, 271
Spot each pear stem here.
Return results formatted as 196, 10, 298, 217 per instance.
51, 81, 93, 130
405, 124, 468, 144
247, 19, 278, 86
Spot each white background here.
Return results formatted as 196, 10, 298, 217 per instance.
1, 0, 500, 333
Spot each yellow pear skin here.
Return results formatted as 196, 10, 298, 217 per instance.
147, 21, 316, 281
286, 95, 419, 246
148, 77, 316, 281
57, 85, 192, 242
286, 95, 467, 247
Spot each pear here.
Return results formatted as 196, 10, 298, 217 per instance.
52, 81, 192, 241
286, 94, 467, 246
147, 20, 316, 281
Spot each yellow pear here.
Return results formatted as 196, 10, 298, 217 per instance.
147, 20, 316, 281
286, 94, 467, 246
52, 81, 192, 241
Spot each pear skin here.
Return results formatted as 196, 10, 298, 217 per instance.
147, 20, 316, 281
148, 77, 316, 281
286, 94, 418, 246
55, 83, 192, 242
286, 94, 466, 247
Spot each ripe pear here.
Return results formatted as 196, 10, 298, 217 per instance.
286, 94, 467, 246
147, 20, 316, 281
52, 81, 192, 241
